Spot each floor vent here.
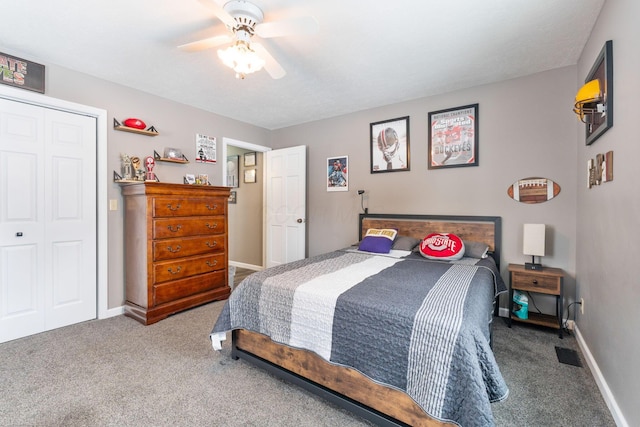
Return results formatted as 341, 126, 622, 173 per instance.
555, 346, 582, 367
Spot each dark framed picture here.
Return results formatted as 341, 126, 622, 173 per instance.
584, 40, 613, 146
0, 52, 45, 93
370, 116, 410, 173
226, 155, 239, 188
228, 191, 237, 204
244, 151, 256, 166
327, 156, 348, 192
428, 104, 478, 169
244, 168, 256, 183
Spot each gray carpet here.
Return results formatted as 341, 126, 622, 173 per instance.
0, 301, 615, 426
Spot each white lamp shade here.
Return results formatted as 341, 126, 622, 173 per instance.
523, 224, 546, 256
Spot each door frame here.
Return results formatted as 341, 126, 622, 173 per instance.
0, 85, 109, 319
221, 137, 271, 268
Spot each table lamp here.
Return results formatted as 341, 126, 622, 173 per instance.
523, 223, 545, 270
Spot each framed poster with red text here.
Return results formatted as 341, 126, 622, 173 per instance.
428, 104, 478, 169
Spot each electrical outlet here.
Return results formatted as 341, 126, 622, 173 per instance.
580, 298, 585, 315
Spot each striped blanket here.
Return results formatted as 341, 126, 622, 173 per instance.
211, 249, 508, 426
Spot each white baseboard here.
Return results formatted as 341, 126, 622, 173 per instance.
574, 325, 629, 427
99, 306, 124, 319
229, 261, 263, 271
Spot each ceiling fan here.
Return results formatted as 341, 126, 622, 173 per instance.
179, 0, 319, 79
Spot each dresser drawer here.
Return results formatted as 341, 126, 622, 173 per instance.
153, 216, 225, 239
153, 270, 226, 306
511, 271, 561, 294
152, 197, 226, 217
153, 235, 225, 261
154, 253, 226, 283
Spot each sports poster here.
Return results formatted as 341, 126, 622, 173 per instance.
428, 104, 478, 169
195, 133, 216, 163
327, 156, 348, 192
370, 116, 410, 173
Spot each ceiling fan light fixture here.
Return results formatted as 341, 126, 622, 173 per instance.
217, 40, 265, 79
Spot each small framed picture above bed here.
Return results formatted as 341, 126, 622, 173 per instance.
327, 156, 348, 192
428, 104, 478, 169
370, 116, 410, 173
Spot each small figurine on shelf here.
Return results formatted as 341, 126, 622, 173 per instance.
131, 156, 145, 181
145, 156, 156, 181
121, 153, 133, 180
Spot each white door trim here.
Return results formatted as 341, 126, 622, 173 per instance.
0, 85, 109, 319
221, 137, 271, 186
221, 137, 271, 267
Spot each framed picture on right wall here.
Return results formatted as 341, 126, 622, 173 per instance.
583, 40, 613, 146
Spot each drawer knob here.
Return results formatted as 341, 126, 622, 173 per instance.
205, 222, 218, 229
167, 245, 181, 253
532, 279, 538, 285
168, 266, 182, 274
206, 204, 218, 211
206, 241, 217, 248
167, 203, 181, 211
167, 224, 182, 232
206, 260, 218, 267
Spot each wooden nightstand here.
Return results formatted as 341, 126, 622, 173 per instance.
508, 263, 564, 338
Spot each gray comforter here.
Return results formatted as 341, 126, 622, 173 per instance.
211, 249, 509, 426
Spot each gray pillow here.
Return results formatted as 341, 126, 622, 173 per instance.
463, 240, 489, 258
392, 235, 421, 251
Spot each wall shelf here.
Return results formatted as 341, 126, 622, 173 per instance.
114, 118, 158, 136
154, 150, 189, 164
113, 170, 159, 183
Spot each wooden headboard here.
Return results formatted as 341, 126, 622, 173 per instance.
359, 213, 501, 267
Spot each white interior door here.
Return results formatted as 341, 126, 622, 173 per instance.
0, 98, 96, 343
265, 145, 306, 267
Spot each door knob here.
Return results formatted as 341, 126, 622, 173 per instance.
297, 218, 304, 223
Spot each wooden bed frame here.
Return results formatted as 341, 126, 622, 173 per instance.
231, 214, 502, 427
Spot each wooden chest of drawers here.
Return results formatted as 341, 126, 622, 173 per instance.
120, 182, 231, 325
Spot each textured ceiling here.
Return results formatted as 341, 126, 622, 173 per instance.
1, 0, 604, 130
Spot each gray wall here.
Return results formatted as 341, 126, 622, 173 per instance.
576, 0, 640, 424
9, 7, 638, 420
227, 146, 263, 267
42, 64, 270, 308
270, 66, 579, 314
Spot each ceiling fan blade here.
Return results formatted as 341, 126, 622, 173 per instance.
178, 34, 232, 52
252, 43, 286, 79
255, 16, 319, 38
197, 0, 236, 28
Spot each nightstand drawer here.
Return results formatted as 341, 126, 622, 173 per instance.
511, 271, 560, 294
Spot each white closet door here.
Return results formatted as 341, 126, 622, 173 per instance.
0, 98, 96, 343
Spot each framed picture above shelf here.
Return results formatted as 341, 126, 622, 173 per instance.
153, 150, 189, 163
113, 118, 158, 136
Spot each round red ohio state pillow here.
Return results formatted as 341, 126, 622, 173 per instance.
419, 233, 465, 260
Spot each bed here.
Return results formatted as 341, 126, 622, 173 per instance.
211, 214, 508, 426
